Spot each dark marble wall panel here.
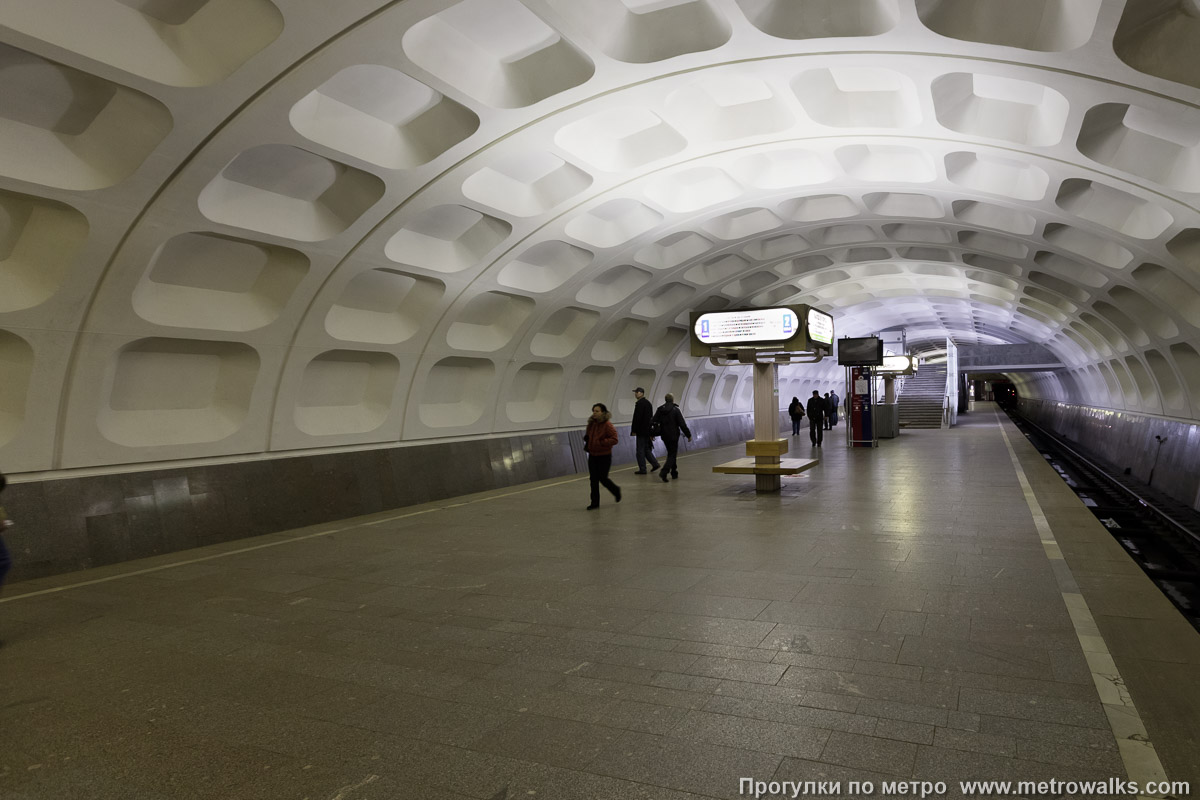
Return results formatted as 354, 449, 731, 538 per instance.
1017, 399, 1200, 513
2, 413, 754, 582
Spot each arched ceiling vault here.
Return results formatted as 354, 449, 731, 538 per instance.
1, 0, 1199, 472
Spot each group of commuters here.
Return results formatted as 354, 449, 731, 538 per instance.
788, 389, 842, 447
583, 388, 692, 510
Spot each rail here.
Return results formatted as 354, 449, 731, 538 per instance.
1016, 413, 1200, 549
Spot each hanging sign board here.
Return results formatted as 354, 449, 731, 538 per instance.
806, 308, 834, 347
876, 355, 917, 375
689, 305, 833, 356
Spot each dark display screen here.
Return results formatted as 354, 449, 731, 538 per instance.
836, 337, 884, 366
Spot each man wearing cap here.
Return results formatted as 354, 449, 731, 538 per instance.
630, 387, 660, 475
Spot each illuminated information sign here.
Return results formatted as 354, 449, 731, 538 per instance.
694, 307, 799, 345
689, 305, 834, 356
807, 309, 834, 346
878, 355, 917, 374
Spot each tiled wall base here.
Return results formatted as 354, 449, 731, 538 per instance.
1016, 399, 1200, 513
2, 414, 753, 582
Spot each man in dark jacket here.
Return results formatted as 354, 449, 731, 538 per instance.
652, 393, 692, 482
806, 390, 826, 447
828, 390, 841, 428
630, 387, 660, 474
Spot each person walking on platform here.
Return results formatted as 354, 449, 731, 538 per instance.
652, 393, 692, 482
828, 390, 840, 428
822, 392, 834, 430
787, 396, 805, 436
806, 390, 826, 447
583, 403, 622, 510
630, 387, 660, 475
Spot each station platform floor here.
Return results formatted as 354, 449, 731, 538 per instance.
2, 403, 1198, 799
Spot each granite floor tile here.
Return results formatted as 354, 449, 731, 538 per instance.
672, 640, 780, 662
683, 654, 788, 685
911, 744, 1103, 790
896, 636, 1055, 680
471, 713, 621, 772
851, 660, 925, 682
708, 679, 812, 707
559, 583, 672, 611
932, 727, 1017, 757
454, 679, 614, 724
658, 592, 773, 620
599, 699, 691, 734
628, 611, 777, 648
588, 729, 785, 799
873, 718, 935, 745
650, 671, 724, 693
760, 626, 905, 662
974, 719, 1113, 753
449, 595, 655, 633
879, 609, 926, 635
771, 651, 858, 671
557, 675, 714, 710
504, 762, 712, 800
957, 687, 1111, 729
770, 757, 908, 800
337, 692, 517, 747
817, 730, 919, 777
919, 614, 973, 641
687, 572, 808, 602
702, 693, 877, 736
778, 666, 961, 710
853, 698, 950, 728
569, 660, 659, 685
598, 643, 701, 673
620, 566, 713, 593
670, 708, 830, 759
989, 674, 1099, 701
794, 583, 928, 612
1014, 738, 1127, 771
945, 711, 981, 732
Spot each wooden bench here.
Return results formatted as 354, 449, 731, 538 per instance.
712, 457, 819, 476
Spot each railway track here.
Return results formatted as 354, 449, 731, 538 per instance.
1005, 408, 1200, 632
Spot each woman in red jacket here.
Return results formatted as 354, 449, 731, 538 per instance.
583, 403, 622, 510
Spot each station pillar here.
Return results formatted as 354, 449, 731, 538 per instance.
751, 361, 781, 492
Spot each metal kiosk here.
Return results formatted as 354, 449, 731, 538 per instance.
691, 305, 833, 493
838, 336, 884, 448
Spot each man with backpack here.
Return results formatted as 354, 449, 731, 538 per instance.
652, 393, 692, 482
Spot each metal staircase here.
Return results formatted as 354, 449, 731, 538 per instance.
897, 363, 947, 429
